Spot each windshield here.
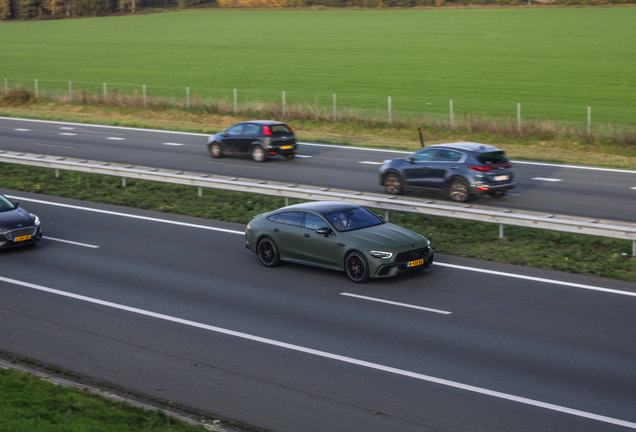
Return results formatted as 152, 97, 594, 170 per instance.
325, 207, 383, 232
0, 194, 17, 212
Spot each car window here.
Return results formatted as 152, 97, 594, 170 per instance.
436, 149, 463, 162
243, 124, 260, 135
0, 194, 17, 212
267, 213, 283, 222
412, 149, 436, 162
325, 207, 383, 232
304, 214, 329, 231
283, 211, 303, 227
478, 151, 509, 165
226, 124, 244, 135
270, 124, 292, 135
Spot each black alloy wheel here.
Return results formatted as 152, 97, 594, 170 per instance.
345, 251, 370, 283
257, 237, 280, 267
383, 173, 404, 195
210, 143, 223, 158
448, 178, 470, 202
252, 146, 266, 163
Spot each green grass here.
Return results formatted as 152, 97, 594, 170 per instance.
1, 8, 636, 125
3, 162, 635, 282
0, 367, 207, 432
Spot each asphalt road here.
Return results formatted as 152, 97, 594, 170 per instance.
1, 116, 635, 222
1, 191, 635, 432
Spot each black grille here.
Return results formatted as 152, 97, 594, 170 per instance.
5, 227, 36, 241
396, 247, 430, 263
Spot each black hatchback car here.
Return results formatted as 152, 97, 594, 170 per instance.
207, 120, 297, 162
0, 193, 42, 249
378, 142, 515, 202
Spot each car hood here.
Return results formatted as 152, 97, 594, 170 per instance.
341, 223, 427, 249
0, 208, 34, 229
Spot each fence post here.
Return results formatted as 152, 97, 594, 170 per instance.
103, 82, 107, 102
69, 81, 72, 98
35, 79, 39, 97
234, 88, 237, 113
143, 84, 146, 108
186, 86, 190, 108
333, 93, 337, 121
4, 78, 7, 93
450, 99, 454, 128
388, 96, 392, 124
517, 103, 521, 134
587, 106, 591, 137
282, 90, 286, 117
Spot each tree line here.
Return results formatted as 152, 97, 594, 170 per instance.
1, 0, 632, 21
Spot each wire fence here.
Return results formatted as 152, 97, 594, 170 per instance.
4, 77, 636, 138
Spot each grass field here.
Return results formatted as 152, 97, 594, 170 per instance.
1, 8, 636, 125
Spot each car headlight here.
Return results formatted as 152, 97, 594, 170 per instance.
31, 214, 40, 226
368, 250, 393, 259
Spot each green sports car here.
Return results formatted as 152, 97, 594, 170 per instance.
245, 201, 434, 283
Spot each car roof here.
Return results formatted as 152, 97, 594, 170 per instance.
239, 120, 286, 126
425, 142, 501, 153
277, 201, 360, 216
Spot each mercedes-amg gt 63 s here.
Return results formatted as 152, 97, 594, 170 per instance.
245, 201, 434, 283
0, 193, 42, 249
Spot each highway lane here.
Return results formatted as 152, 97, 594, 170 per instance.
1, 116, 635, 222
1, 191, 635, 432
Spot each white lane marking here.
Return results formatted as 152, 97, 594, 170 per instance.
435, 262, 636, 298
295, 155, 312, 158
0, 275, 634, 430
42, 236, 99, 248
14, 128, 30, 132
6, 195, 243, 235
60, 127, 74, 130
59, 133, 77, 136
359, 161, 384, 165
35, 143, 75, 149
162, 142, 184, 146
299, 142, 408, 154
532, 178, 562, 182
515, 160, 636, 175
631, 187, 636, 190
8, 195, 636, 298
106, 137, 125, 141
341, 293, 451, 314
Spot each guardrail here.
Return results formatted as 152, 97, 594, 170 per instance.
2, 150, 635, 255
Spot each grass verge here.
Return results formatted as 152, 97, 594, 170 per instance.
3, 163, 635, 282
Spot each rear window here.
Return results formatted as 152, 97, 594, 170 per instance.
477, 151, 509, 165
270, 124, 293, 135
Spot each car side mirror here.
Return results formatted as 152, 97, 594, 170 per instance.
378, 215, 385, 222
316, 227, 330, 237
13, 201, 19, 207
406, 156, 415, 163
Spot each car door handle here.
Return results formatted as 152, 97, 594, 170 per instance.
304, 233, 310, 237
273, 228, 280, 232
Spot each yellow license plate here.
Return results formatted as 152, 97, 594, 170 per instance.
407, 258, 424, 267
14, 235, 31, 242
280, 145, 293, 150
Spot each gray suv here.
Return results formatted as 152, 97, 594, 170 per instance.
378, 142, 515, 202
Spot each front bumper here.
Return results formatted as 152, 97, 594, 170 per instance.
0, 225, 42, 249
370, 246, 435, 279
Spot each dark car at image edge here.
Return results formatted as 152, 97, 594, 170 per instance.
207, 120, 297, 163
379, 142, 516, 202
245, 201, 434, 283
0, 193, 42, 249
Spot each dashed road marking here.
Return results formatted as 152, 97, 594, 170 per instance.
43, 236, 99, 248
532, 177, 562, 182
359, 161, 384, 165
162, 142, 184, 146
106, 137, 125, 141
59, 133, 77, 136
14, 128, 30, 131
341, 293, 451, 314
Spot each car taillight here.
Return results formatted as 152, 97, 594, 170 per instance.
246, 223, 252, 230
263, 126, 272, 136
470, 166, 491, 172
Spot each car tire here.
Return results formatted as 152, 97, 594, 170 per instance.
257, 237, 281, 267
210, 143, 223, 158
252, 146, 266, 163
448, 178, 471, 202
489, 190, 506, 198
383, 173, 404, 195
345, 251, 370, 283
